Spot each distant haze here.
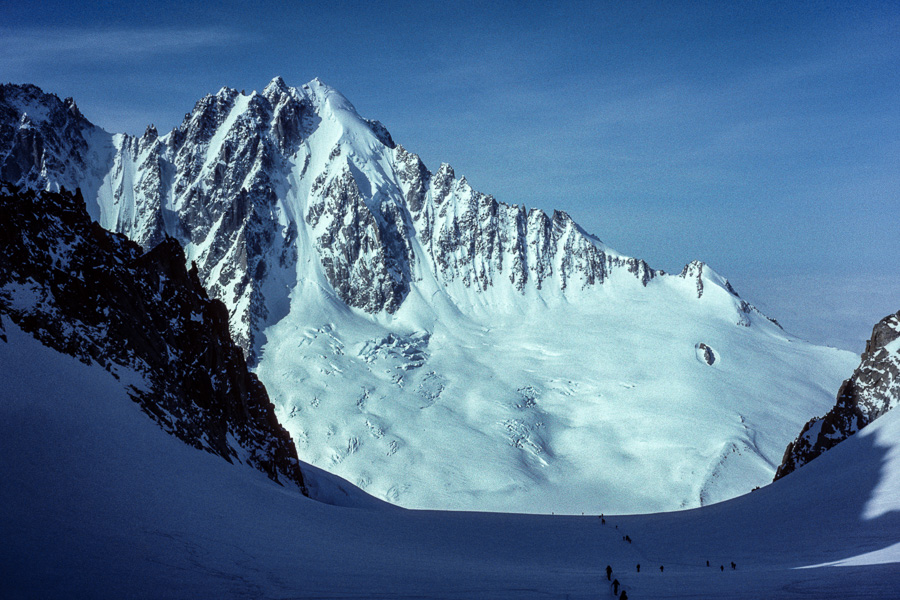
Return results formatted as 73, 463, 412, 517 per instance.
737, 274, 900, 354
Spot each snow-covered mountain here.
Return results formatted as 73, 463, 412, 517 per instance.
1, 79, 664, 358
776, 309, 900, 480
0, 79, 857, 513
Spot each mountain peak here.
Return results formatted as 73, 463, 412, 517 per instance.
213, 86, 240, 101
263, 76, 292, 104
0, 83, 100, 195
1, 83, 63, 125
266, 75, 288, 92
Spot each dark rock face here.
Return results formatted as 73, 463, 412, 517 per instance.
0, 182, 307, 492
399, 149, 656, 294
365, 118, 395, 149
307, 167, 411, 312
775, 310, 900, 480
680, 261, 706, 298
698, 343, 716, 366
153, 87, 307, 361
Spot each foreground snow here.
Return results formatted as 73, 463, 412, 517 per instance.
2, 320, 898, 599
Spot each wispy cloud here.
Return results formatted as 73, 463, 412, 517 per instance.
0, 26, 244, 71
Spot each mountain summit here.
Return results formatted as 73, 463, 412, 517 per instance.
1, 78, 768, 357
0, 79, 856, 512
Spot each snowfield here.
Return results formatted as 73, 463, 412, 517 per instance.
2, 318, 898, 599
258, 256, 855, 513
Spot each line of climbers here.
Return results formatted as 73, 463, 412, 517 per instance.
599, 514, 738, 598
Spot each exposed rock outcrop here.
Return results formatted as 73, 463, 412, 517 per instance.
0, 182, 307, 492
697, 343, 716, 366
775, 310, 900, 480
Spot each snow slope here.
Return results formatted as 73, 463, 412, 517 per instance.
2, 319, 898, 599
0, 80, 858, 513
259, 271, 853, 514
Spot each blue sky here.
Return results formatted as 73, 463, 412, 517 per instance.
2, 1, 898, 350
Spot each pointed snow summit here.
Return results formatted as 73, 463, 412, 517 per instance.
0, 78, 857, 513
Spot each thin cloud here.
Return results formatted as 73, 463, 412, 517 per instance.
0, 26, 244, 71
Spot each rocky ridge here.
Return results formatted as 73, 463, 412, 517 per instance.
0, 80, 764, 362
0, 182, 307, 492
775, 310, 900, 480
